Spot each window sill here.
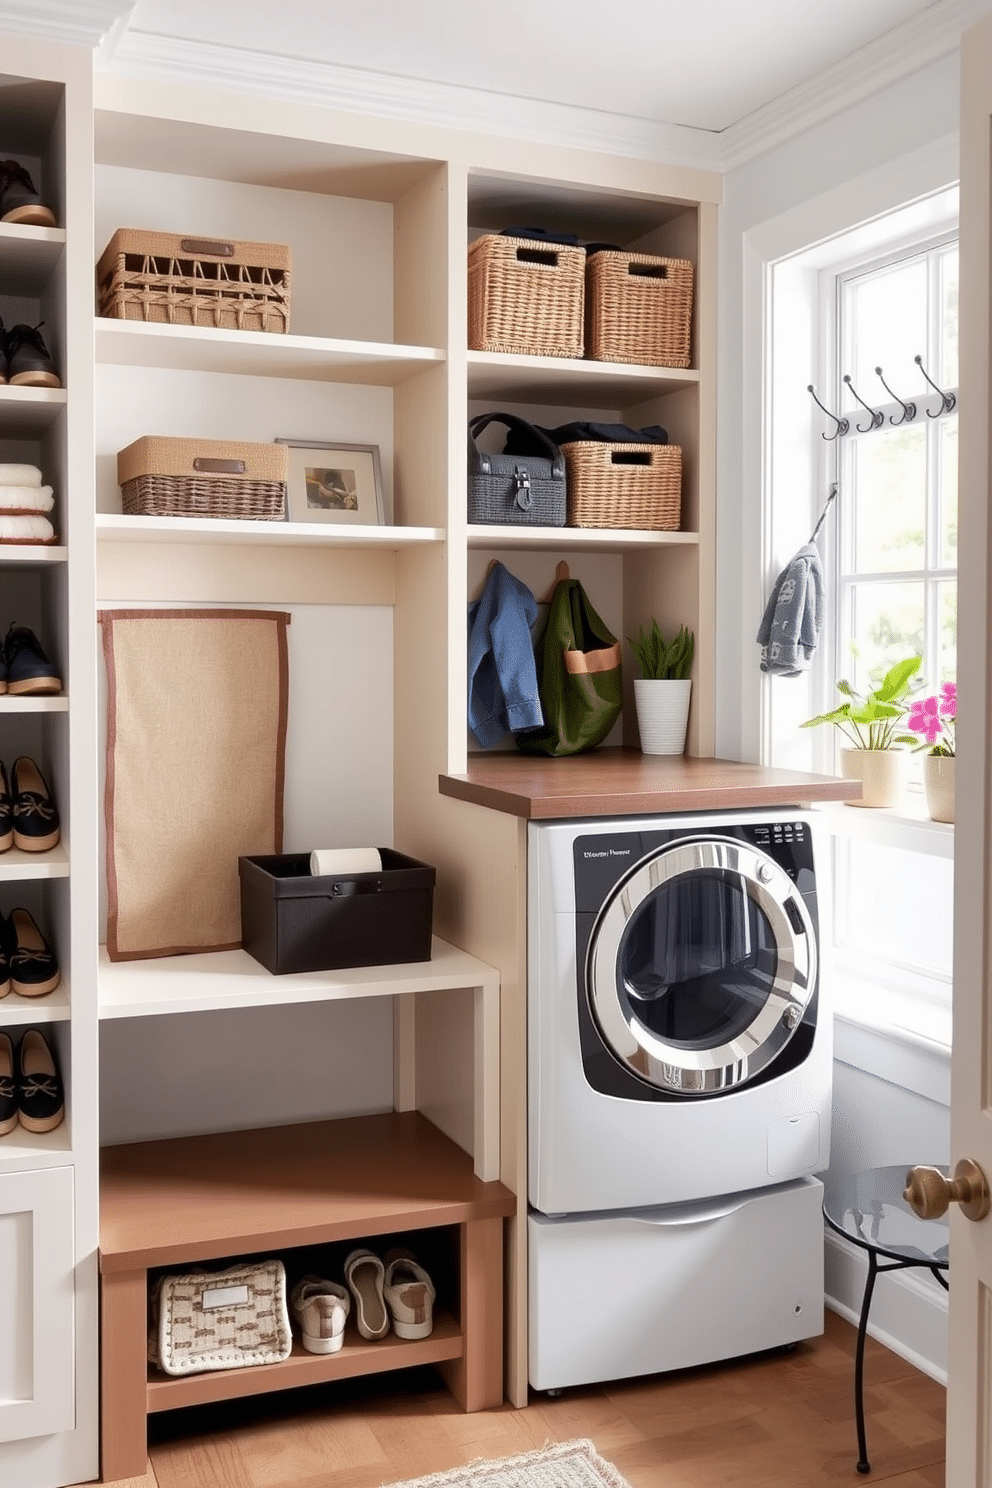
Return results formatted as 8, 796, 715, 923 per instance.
832, 977, 951, 1106
812, 798, 954, 859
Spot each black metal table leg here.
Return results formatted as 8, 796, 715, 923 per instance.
854, 1248, 879, 1473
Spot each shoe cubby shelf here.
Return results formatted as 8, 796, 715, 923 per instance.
95, 513, 444, 551
0, 1120, 71, 1172
99, 1110, 516, 1482
0, 222, 64, 296
95, 320, 445, 386
0, 844, 68, 880
466, 525, 700, 552
0, 545, 66, 566
466, 349, 699, 406
97, 937, 497, 1019
0, 385, 66, 434
1, 986, 69, 1026
0, 695, 68, 712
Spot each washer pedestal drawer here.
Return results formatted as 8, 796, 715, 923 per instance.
528, 1176, 824, 1391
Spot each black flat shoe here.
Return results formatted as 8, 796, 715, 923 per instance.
0, 1034, 16, 1135
17, 1029, 64, 1133
11, 756, 60, 852
7, 907, 59, 997
0, 763, 12, 853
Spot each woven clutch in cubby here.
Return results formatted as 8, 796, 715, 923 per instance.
148, 1259, 292, 1376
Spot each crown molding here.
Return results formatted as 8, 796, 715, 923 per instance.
97, 28, 723, 172
0, 0, 133, 47
720, 0, 988, 171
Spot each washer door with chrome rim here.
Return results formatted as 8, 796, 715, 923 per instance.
586, 835, 817, 1095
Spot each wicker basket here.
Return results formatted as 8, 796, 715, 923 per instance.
563, 442, 682, 530
117, 436, 287, 521
586, 251, 693, 367
468, 234, 585, 358
97, 228, 291, 334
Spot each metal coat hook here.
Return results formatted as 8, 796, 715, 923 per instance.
809, 482, 838, 544
843, 374, 885, 433
914, 355, 957, 417
874, 366, 916, 425
807, 384, 849, 440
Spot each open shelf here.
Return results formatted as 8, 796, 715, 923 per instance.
146, 1312, 463, 1412
0, 386, 67, 434
0, 221, 65, 295
96, 320, 445, 385
467, 349, 699, 406
0, 694, 67, 712
466, 524, 698, 551
0, 844, 69, 880
95, 513, 444, 550
0, 985, 69, 1025
0, 544, 66, 566
98, 936, 497, 1018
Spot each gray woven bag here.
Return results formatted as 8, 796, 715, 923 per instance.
468, 412, 566, 526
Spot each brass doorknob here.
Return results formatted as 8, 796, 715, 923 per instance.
904, 1159, 991, 1222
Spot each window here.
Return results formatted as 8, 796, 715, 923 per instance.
830, 236, 958, 715
764, 189, 958, 1048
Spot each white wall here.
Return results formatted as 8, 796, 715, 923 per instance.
716, 54, 961, 1378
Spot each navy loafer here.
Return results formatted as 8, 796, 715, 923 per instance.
0, 159, 56, 228
3, 624, 61, 696
0, 1034, 16, 1135
11, 756, 60, 852
16, 1029, 64, 1133
7, 908, 59, 997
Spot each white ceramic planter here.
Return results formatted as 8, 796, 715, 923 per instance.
634, 678, 692, 755
840, 747, 908, 809
922, 754, 955, 823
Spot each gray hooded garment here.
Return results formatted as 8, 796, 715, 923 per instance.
756, 542, 824, 676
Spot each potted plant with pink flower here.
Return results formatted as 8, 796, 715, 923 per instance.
907, 681, 956, 823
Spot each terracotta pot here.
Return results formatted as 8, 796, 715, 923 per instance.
922, 754, 955, 823
634, 678, 691, 755
840, 747, 908, 809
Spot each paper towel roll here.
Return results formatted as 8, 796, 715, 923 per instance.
310, 847, 382, 877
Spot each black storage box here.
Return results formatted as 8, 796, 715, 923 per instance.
239, 850, 435, 975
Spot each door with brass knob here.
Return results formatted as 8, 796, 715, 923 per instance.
951, 14, 992, 1480
904, 1160, 991, 1223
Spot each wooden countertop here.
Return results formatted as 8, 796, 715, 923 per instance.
439, 748, 860, 820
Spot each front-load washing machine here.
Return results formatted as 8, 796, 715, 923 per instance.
528, 807, 831, 1217
527, 807, 831, 1390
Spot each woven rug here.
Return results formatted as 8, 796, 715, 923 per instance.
101, 607, 290, 960
382, 1440, 633, 1488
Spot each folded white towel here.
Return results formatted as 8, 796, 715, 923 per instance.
0, 485, 54, 513
0, 464, 43, 488
310, 847, 382, 877
0, 514, 57, 543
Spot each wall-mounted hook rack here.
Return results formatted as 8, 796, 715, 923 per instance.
542, 559, 570, 603
915, 355, 957, 417
874, 365, 916, 425
843, 375, 885, 433
807, 384, 849, 440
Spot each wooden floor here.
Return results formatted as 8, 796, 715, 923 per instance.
95, 1311, 945, 1488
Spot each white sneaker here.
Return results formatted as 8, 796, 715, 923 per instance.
384, 1248, 436, 1339
289, 1274, 350, 1354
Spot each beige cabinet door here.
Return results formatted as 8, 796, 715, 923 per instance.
948, 12, 992, 1480
0, 1166, 74, 1443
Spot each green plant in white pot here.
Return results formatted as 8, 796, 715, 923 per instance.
628, 620, 695, 755
800, 655, 922, 807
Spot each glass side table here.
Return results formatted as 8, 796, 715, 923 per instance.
822, 1165, 949, 1474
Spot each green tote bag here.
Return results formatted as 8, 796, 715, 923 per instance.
517, 578, 622, 757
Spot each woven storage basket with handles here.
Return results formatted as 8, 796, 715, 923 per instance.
586, 250, 693, 367
117, 436, 287, 521
97, 227, 291, 334
468, 234, 585, 358
148, 1259, 292, 1376
563, 441, 682, 530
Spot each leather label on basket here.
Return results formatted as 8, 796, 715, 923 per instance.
181, 237, 235, 257
193, 458, 247, 474
563, 642, 622, 675
202, 1284, 250, 1309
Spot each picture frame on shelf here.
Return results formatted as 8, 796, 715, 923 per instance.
276, 439, 384, 526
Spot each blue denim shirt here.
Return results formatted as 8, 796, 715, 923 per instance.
467, 562, 544, 747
